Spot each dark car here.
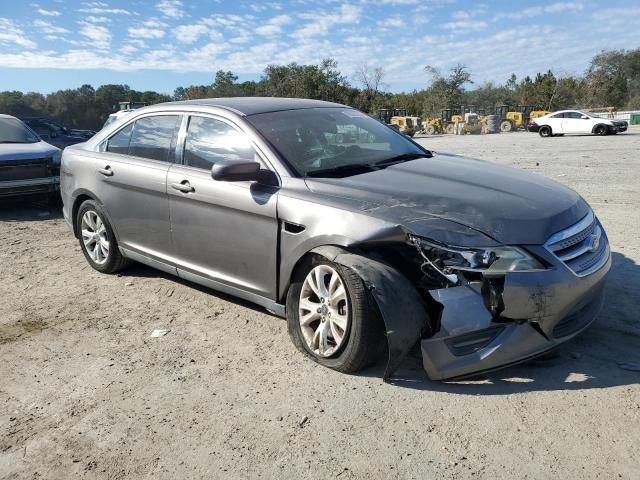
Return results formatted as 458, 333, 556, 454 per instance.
0, 114, 61, 200
60, 98, 610, 381
21, 117, 94, 149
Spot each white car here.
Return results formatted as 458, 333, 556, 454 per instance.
530, 110, 628, 137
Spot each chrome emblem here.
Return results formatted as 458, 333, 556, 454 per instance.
588, 227, 601, 253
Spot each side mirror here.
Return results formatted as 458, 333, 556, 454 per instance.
211, 160, 263, 182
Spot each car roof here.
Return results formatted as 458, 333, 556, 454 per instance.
161, 97, 348, 116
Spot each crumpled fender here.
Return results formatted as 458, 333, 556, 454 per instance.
310, 246, 430, 380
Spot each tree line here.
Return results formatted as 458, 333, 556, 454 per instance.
1, 48, 638, 130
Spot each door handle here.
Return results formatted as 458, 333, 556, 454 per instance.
171, 181, 195, 193
98, 166, 113, 177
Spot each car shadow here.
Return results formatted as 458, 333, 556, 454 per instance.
373, 251, 640, 394
0, 196, 63, 221
117, 262, 276, 317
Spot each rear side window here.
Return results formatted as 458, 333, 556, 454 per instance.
106, 124, 133, 154
128, 115, 180, 162
550, 113, 565, 118
183, 116, 256, 170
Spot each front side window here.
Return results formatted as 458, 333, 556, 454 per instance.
128, 115, 180, 162
551, 113, 565, 118
246, 107, 428, 177
183, 116, 256, 170
565, 112, 582, 119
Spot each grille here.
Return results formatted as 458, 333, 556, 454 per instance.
545, 211, 609, 276
0, 157, 53, 182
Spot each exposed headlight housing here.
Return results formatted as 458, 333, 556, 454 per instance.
409, 235, 545, 285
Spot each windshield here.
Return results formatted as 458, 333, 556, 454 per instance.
246, 107, 429, 177
0, 118, 40, 144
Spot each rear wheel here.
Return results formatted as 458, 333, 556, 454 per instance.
77, 200, 129, 274
539, 125, 552, 137
445, 124, 455, 134
425, 124, 436, 135
287, 258, 383, 373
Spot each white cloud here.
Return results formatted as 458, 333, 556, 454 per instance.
129, 28, 165, 39
0, 17, 36, 49
156, 0, 184, 19
38, 8, 61, 17
85, 16, 111, 24
129, 19, 167, 39
78, 7, 131, 15
174, 24, 208, 44
494, 2, 583, 21
292, 4, 361, 39
34, 19, 70, 34
442, 20, 487, 32
79, 22, 111, 49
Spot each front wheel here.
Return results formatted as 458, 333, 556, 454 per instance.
594, 125, 608, 136
539, 125, 552, 137
286, 258, 383, 373
77, 200, 130, 274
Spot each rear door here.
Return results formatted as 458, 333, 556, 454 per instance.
167, 114, 279, 299
94, 114, 181, 266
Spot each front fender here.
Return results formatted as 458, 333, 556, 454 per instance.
310, 245, 430, 380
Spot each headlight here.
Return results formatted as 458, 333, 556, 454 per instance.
409, 235, 545, 285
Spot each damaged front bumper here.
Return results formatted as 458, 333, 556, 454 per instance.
420, 239, 610, 381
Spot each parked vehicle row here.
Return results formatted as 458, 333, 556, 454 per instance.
60, 98, 610, 381
21, 117, 94, 150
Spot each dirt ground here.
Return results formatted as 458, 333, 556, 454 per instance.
1, 127, 639, 480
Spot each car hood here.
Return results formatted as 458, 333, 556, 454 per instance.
304, 153, 590, 245
0, 141, 60, 161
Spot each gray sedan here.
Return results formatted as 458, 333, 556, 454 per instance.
60, 98, 610, 380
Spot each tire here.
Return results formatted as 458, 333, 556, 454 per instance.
76, 200, 130, 274
445, 124, 455, 134
594, 124, 608, 136
286, 257, 384, 373
500, 120, 513, 132
425, 124, 436, 135
539, 125, 552, 137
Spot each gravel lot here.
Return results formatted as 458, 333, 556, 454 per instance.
1, 128, 639, 479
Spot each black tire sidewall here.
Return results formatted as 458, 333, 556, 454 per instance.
539, 126, 551, 137
286, 257, 376, 372
77, 200, 120, 273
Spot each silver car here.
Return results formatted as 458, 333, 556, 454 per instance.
61, 98, 610, 380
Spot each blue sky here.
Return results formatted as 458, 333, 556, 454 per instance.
0, 0, 639, 94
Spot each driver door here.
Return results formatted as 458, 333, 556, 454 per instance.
167, 114, 279, 299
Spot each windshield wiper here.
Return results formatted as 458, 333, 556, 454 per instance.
306, 163, 376, 178
374, 152, 432, 167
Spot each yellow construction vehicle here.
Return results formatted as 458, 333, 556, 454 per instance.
421, 116, 445, 135
495, 105, 546, 132
460, 112, 483, 134
389, 115, 421, 137
495, 105, 524, 132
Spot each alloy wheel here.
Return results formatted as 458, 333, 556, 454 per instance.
81, 210, 109, 265
298, 265, 350, 357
